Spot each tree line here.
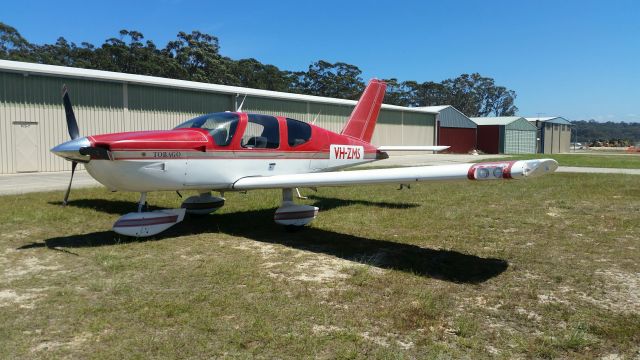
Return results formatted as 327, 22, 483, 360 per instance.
1, 23, 518, 116
572, 120, 640, 144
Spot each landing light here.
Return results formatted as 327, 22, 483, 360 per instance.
468, 161, 515, 180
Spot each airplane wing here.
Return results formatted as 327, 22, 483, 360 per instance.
377, 145, 450, 151
231, 159, 558, 190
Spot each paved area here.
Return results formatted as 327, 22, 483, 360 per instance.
556, 166, 640, 175
364, 153, 505, 167
0, 170, 100, 195
0, 154, 637, 196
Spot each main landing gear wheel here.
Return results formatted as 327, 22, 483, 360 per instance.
274, 188, 319, 230
181, 191, 225, 215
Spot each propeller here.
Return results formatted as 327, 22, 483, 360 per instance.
62, 85, 79, 140
61, 85, 79, 206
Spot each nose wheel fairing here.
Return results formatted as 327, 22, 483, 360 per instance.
112, 208, 186, 237
112, 192, 187, 237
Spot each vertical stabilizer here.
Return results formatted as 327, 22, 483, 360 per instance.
340, 79, 387, 143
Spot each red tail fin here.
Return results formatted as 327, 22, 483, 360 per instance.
341, 79, 387, 143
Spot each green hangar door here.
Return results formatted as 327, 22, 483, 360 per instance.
503, 118, 537, 154
504, 129, 536, 154
471, 117, 537, 154
13, 120, 40, 172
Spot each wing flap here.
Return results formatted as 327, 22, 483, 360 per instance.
232, 159, 558, 190
377, 146, 450, 152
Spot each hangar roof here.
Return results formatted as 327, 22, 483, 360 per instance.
526, 117, 572, 125
471, 116, 525, 126
419, 105, 450, 112
418, 105, 476, 129
471, 116, 537, 131
0, 60, 438, 114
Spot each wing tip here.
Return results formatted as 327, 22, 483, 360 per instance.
519, 158, 559, 178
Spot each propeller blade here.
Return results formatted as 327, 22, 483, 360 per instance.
62, 161, 78, 206
62, 85, 80, 140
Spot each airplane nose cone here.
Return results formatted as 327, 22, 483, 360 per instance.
51, 137, 91, 162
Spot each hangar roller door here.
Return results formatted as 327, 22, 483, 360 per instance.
504, 129, 536, 154
438, 127, 476, 153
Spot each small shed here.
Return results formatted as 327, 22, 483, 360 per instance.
470, 116, 537, 154
420, 105, 477, 153
526, 117, 572, 154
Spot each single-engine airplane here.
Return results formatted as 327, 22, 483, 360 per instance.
51, 80, 558, 237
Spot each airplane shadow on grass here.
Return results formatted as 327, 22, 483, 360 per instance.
23, 197, 508, 284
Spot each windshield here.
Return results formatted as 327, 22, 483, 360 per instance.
174, 112, 239, 146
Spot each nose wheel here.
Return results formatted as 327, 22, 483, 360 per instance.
112, 192, 186, 237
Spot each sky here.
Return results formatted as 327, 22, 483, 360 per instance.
3, 0, 639, 122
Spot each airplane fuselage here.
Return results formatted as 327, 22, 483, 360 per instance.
60, 112, 385, 192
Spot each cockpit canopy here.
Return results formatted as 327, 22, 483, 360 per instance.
174, 112, 312, 149
174, 112, 239, 146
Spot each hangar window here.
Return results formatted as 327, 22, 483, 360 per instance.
241, 114, 280, 149
174, 112, 239, 146
286, 118, 312, 147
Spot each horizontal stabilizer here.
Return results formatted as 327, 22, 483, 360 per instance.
377, 146, 450, 152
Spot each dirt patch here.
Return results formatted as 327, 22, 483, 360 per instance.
179, 254, 203, 262
231, 238, 366, 283
538, 292, 570, 305
313, 324, 413, 349
231, 241, 277, 258
0, 288, 49, 309
579, 269, 640, 313
1, 229, 32, 240
290, 256, 351, 282
360, 331, 390, 347
515, 307, 542, 321
312, 324, 343, 334
546, 207, 563, 217
1, 249, 63, 283
31, 332, 92, 353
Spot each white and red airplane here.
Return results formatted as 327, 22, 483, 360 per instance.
52, 80, 558, 237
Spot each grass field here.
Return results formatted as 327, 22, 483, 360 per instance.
492, 153, 640, 169
1, 173, 639, 358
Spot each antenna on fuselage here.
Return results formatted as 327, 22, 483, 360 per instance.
311, 111, 321, 125
236, 94, 248, 112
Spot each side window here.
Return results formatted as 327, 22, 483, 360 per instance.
286, 118, 312, 147
241, 115, 279, 149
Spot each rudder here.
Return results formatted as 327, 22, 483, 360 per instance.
341, 79, 387, 143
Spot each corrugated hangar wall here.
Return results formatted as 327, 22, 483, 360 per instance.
541, 123, 571, 154
0, 63, 436, 174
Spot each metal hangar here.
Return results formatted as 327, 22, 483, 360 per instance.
470, 116, 537, 154
0, 60, 438, 174
526, 117, 572, 154
420, 105, 477, 154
